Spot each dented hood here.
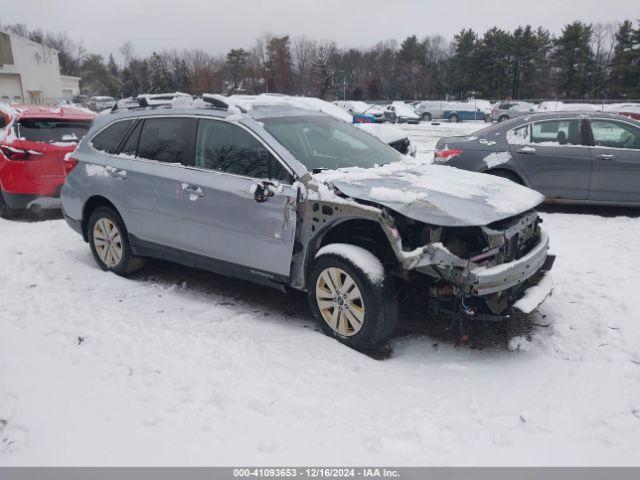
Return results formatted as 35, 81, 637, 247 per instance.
313, 162, 544, 227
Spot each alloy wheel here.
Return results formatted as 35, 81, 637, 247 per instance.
93, 218, 123, 268
315, 267, 365, 337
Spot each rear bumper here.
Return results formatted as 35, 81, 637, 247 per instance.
64, 213, 84, 236
1, 191, 62, 210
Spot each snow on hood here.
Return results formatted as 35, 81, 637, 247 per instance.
313, 161, 544, 227
355, 123, 407, 143
391, 102, 419, 118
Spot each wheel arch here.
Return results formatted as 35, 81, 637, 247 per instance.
486, 167, 526, 186
81, 195, 121, 241
302, 217, 399, 286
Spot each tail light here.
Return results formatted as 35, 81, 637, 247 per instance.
434, 148, 463, 162
1, 146, 42, 161
64, 156, 79, 175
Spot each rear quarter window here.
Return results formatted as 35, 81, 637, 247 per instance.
91, 120, 135, 154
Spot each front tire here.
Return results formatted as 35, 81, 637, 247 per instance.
308, 248, 398, 350
498, 115, 509, 123
88, 206, 146, 275
0, 191, 20, 219
421, 112, 432, 122
449, 114, 460, 123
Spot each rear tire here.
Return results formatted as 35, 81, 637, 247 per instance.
0, 191, 20, 219
88, 206, 146, 275
498, 115, 509, 122
488, 169, 523, 185
308, 248, 398, 350
450, 114, 460, 123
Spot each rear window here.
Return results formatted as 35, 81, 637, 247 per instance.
17, 119, 92, 143
91, 119, 135, 154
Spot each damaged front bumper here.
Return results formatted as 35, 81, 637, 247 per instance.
408, 228, 555, 316
468, 230, 551, 296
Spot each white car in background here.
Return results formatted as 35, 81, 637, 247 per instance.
384, 101, 420, 124
490, 101, 537, 122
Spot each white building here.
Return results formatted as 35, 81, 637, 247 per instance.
0, 30, 80, 105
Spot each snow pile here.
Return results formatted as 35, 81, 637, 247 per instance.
316, 243, 385, 284
369, 186, 426, 204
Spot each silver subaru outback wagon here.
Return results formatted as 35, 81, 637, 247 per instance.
62, 100, 555, 350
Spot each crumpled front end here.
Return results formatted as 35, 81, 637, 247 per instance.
401, 210, 555, 317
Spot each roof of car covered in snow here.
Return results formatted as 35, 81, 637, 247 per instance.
6, 104, 96, 121
502, 110, 638, 125
93, 103, 331, 127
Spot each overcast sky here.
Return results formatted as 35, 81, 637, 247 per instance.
2, 0, 638, 60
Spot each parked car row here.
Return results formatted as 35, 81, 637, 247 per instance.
414, 100, 492, 122
5, 94, 638, 350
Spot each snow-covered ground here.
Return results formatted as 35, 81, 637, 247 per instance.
1, 122, 640, 466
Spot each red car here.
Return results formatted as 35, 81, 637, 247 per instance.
0, 104, 95, 218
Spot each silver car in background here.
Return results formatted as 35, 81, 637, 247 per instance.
491, 101, 536, 122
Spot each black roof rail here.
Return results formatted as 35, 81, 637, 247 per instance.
200, 94, 248, 113
107, 93, 242, 114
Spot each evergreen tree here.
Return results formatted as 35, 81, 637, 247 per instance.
225, 48, 250, 93
265, 36, 294, 94
611, 20, 640, 97
552, 21, 594, 98
451, 29, 478, 99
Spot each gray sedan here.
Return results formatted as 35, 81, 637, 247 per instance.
434, 111, 640, 205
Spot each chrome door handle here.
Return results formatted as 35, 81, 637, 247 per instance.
517, 146, 537, 154
598, 153, 615, 160
105, 166, 127, 179
182, 183, 204, 201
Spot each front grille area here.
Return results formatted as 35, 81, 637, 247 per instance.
488, 210, 540, 262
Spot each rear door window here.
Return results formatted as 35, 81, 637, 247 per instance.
91, 120, 134, 154
531, 119, 582, 145
137, 117, 194, 164
590, 120, 640, 150
18, 119, 92, 144
195, 119, 292, 182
